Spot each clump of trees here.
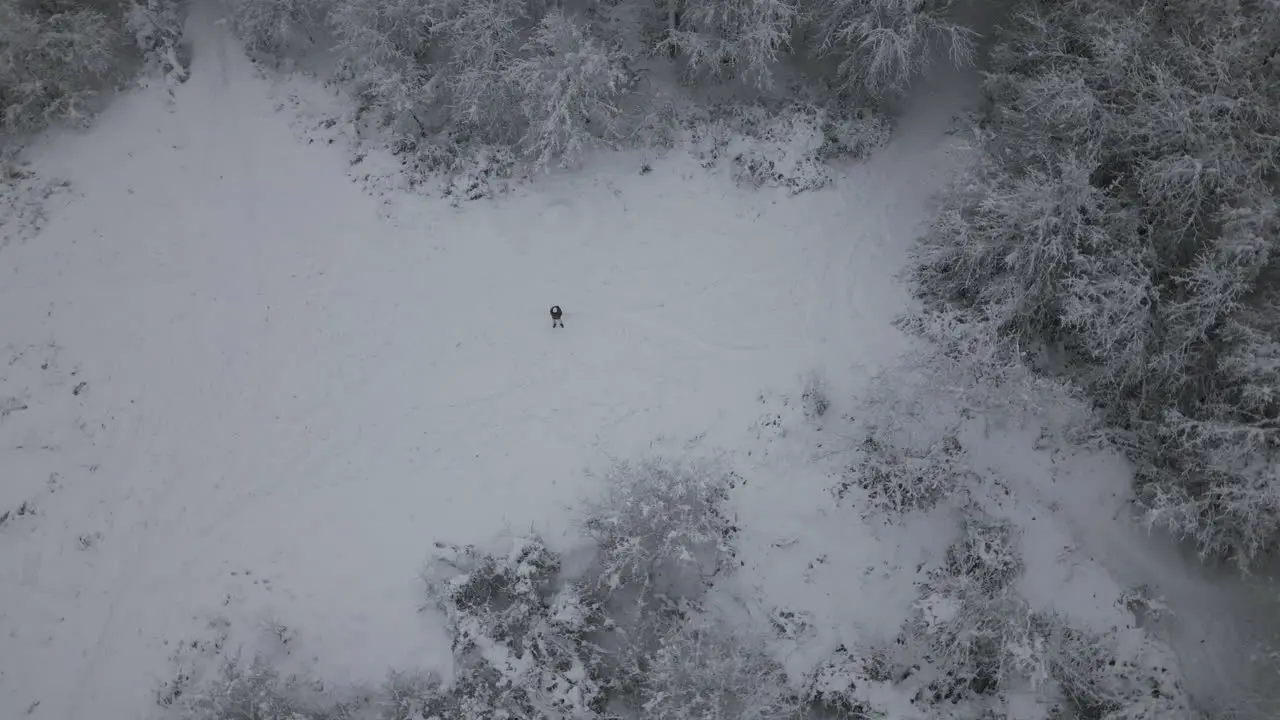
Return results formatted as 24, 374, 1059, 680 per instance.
809, 506, 1198, 720
165, 450, 1201, 720
0, 0, 188, 139
226, 0, 976, 182
910, 0, 1280, 570
164, 458, 790, 720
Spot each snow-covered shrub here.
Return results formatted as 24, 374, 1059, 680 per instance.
0, 0, 118, 133
727, 105, 831, 192
805, 643, 901, 719
507, 10, 633, 169
838, 430, 967, 517
809, 0, 977, 95
0, 162, 72, 251
439, 143, 518, 203
889, 311, 1068, 422
163, 454, 792, 720
693, 101, 889, 193
896, 513, 1044, 708
808, 512, 1197, 719
641, 614, 802, 720
161, 655, 342, 720
227, 0, 329, 57
423, 536, 610, 719
1031, 614, 1196, 720
124, 0, 188, 90
834, 354, 976, 517
379, 671, 459, 720
800, 369, 830, 420
1137, 453, 1280, 573
909, 0, 1280, 569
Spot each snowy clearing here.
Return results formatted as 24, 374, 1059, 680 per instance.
2, 3, 1277, 720
1, 6, 971, 718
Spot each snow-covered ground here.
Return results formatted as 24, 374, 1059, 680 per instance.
1, 3, 1276, 720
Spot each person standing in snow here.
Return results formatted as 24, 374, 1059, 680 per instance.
550, 305, 564, 328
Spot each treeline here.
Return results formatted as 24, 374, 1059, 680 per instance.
911, 0, 1280, 570
0, 0, 186, 142
225, 0, 975, 176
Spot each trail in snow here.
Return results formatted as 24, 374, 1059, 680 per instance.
0, 5, 977, 720
963, 407, 1280, 718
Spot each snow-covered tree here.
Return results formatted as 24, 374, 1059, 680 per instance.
430, 0, 529, 140
227, 0, 330, 56
423, 537, 611, 719
910, 0, 1280, 569
659, 0, 801, 88
328, 0, 442, 136
0, 0, 118, 133
809, 0, 976, 94
508, 10, 633, 167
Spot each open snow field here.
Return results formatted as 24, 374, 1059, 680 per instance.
2, 3, 1277, 720
0, 6, 969, 717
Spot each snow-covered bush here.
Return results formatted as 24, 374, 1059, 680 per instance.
909, 0, 1280, 570
899, 513, 1042, 706
808, 513, 1035, 717
227, 0, 329, 57
0, 159, 72, 251
641, 615, 802, 720
804, 643, 901, 719
809, 0, 977, 95
581, 457, 740, 604
690, 101, 889, 193
124, 0, 189, 90
889, 311, 1067, 421
727, 105, 831, 192
804, 499, 1199, 719
800, 369, 830, 420
838, 430, 967, 517
160, 655, 342, 720
579, 457, 739, 674
833, 351, 977, 517
438, 143, 518, 203
1032, 614, 1196, 720
0, 0, 118, 133
423, 536, 611, 718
